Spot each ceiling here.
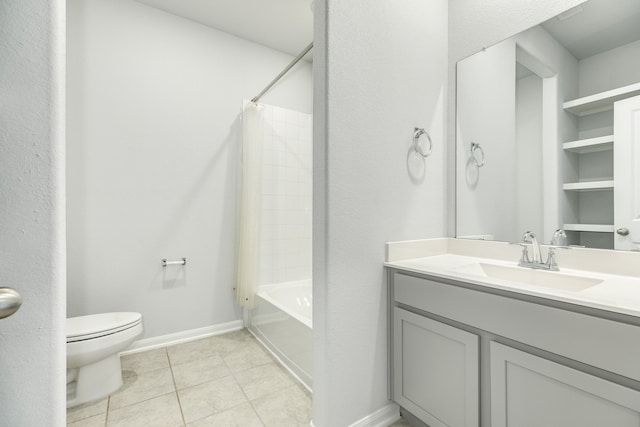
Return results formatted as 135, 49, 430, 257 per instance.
541, 0, 640, 59
136, 0, 639, 63
136, 0, 314, 58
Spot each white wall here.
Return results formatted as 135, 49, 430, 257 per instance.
515, 26, 580, 244
516, 73, 544, 236
313, 0, 448, 425
456, 39, 517, 241
0, 0, 66, 424
66, 0, 312, 339
579, 39, 640, 96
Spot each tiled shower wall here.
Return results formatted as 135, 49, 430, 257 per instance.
258, 104, 312, 286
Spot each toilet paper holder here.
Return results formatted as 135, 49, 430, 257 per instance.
162, 258, 187, 267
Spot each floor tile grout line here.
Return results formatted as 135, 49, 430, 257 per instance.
95, 329, 309, 426
104, 395, 110, 427
185, 400, 260, 426
233, 369, 267, 427
165, 347, 187, 427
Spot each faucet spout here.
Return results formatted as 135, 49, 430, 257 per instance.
522, 231, 542, 264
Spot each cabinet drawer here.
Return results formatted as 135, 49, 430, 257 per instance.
393, 308, 479, 427
491, 342, 640, 427
393, 271, 640, 381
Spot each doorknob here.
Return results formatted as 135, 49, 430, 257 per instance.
0, 287, 22, 319
617, 228, 630, 236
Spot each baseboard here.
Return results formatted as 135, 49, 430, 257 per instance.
120, 320, 244, 355
348, 402, 401, 427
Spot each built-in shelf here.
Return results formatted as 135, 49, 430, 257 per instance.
563, 180, 614, 192
563, 82, 640, 116
563, 224, 614, 233
563, 135, 614, 154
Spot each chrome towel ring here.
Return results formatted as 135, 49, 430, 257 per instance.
470, 142, 485, 167
413, 127, 432, 158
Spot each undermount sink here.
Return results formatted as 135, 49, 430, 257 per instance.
454, 262, 603, 292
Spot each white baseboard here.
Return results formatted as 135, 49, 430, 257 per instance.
348, 402, 400, 427
120, 320, 244, 355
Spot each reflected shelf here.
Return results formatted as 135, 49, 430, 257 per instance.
563, 135, 614, 154
563, 180, 614, 192
563, 82, 640, 116
563, 224, 614, 233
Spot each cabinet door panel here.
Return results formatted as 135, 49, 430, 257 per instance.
393, 308, 479, 427
614, 94, 640, 250
491, 342, 640, 427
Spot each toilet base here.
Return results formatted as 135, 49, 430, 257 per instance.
67, 353, 124, 408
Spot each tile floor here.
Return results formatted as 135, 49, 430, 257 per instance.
67, 328, 413, 427
67, 329, 312, 426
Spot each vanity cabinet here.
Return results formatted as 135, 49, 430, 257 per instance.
490, 342, 640, 427
393, 308, 478, 427
389, 270, 640, 427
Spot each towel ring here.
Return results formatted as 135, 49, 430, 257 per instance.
470, 142, 485, 167
413, 128, 432, 158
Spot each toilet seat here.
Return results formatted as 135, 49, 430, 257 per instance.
67, 312, 142, 343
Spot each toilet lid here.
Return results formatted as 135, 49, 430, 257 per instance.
67, 312, 142, 342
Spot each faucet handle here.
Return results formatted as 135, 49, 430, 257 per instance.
545, 245, 570, 271
510, 242, 530, 264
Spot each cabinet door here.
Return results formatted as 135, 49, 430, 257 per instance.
393, 308, 479, 427
491, 342, 640, 427
614, 94, 640, 250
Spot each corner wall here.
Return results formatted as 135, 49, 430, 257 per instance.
66, 0, 312, 339
0, 0, 66, 424
314, 0, 448, 425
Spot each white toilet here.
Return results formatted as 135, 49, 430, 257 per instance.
66, 312, 143, 408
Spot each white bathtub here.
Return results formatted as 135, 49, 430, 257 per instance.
249, 280, 312, 390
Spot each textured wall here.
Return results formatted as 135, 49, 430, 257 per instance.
66, 0, 312, 339
313, 0, 448, 425
0, 0, 66, 424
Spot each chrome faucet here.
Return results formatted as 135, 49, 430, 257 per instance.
521, 231, 542, 264
551, 229, 568, 246
512, 230, 568, 271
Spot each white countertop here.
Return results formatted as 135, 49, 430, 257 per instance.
385, 239, 640, 318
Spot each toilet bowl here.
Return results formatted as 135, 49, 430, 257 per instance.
66, 312, 143, 408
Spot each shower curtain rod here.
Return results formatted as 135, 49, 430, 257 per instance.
251, 41, 313, 103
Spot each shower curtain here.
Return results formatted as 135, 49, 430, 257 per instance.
235, 102, 264, 308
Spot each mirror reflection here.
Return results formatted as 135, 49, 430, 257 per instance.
456, 0, 640, 250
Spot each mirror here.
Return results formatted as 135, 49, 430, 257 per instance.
456, 0, 640, 250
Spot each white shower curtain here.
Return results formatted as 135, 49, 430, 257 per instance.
235, 102, 264, 308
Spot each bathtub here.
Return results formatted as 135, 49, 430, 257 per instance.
248, 280, 312, 390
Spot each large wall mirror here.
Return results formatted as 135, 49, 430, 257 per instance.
456, 0, 640, 250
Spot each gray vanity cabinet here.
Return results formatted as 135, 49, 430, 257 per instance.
389, 270, 640, 427
490, 342, 640, 427
393, 308, 479, 427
